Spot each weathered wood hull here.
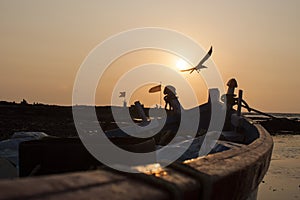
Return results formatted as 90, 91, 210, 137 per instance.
0, 118, 273, 200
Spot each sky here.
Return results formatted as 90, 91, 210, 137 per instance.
0, 0, 299, 113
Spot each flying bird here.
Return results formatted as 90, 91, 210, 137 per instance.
180, 46, 213, 74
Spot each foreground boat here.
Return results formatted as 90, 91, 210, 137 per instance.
0, 79, 273, 200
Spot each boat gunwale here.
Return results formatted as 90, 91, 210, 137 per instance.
177, 118, 274, 200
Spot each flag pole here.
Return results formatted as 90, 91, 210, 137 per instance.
124, 95, 127, 107
160, 82, 162, 108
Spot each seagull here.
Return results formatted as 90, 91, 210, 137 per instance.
180, 46, 213, 74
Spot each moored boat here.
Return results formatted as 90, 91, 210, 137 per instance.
0, 79, 273, 200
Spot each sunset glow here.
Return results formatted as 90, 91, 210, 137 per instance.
0, 1, 299, 112
175, 58, 189, 70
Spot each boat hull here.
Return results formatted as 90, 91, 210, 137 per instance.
0, 118, 273, 200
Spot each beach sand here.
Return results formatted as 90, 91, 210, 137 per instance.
258, 135, 300, 199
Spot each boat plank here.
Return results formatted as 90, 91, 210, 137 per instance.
0, 170, 169, 200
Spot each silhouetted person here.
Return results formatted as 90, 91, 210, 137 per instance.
157, 86, 181, 145
20, 99, 28, 105
163, 85, 180, 115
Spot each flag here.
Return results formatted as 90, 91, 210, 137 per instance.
149, 84, 161, 93
119, 91, 126, 98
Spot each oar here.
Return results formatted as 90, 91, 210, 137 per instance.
242, 105, 278, 119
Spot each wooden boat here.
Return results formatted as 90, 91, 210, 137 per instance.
0, 79, 273, 200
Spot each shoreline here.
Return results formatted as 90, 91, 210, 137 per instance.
0, 104, 300, 141
258, 134, 300, 200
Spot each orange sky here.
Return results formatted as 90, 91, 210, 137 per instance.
0, 1, 299, 113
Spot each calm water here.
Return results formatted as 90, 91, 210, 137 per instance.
244, 113, 300, 121
258, 134, 300, 200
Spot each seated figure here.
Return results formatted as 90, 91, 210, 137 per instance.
163, 85, 180, 115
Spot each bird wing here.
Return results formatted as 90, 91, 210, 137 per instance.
180, 67, 196, 72
197, 46, 213, 66
190, 68, 195, 74
180, 46, 212, 73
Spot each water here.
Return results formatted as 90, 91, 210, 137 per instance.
270, 113, 300, 120
258, 134, 300, 199
244, 113, 300, 121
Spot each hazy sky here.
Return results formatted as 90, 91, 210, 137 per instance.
0, 0, 299, 112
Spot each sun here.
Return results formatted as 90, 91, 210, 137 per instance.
175, 58, 189, 70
